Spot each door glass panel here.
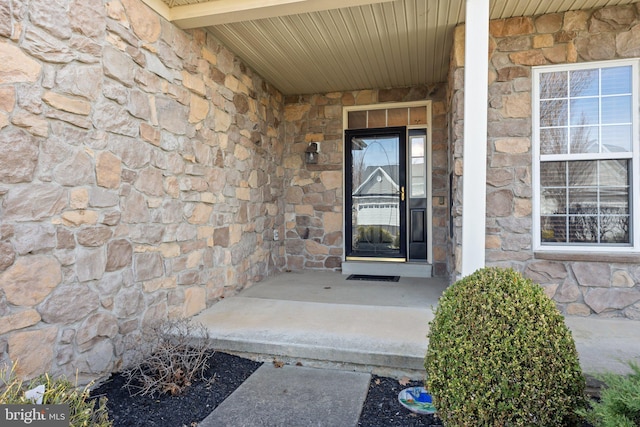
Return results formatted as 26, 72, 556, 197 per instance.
410, 135, 426, 197
350, 133, 401, 257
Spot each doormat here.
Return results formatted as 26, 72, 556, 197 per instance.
346, 274, 400, 282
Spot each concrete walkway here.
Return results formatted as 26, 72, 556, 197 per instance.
200, 364, 371, 427
193, 270, 640, 377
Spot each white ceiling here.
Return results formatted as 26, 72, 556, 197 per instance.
142, 0, 640, 95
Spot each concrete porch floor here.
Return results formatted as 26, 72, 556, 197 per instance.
193, 271, 640, 379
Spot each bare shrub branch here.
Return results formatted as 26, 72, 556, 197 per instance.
121, 318, 212, 397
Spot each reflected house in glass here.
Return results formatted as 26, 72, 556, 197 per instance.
352, 165, 401, 252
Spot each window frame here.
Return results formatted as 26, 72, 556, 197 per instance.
532, 59, 640, 253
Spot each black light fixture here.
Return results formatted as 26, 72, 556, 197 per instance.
305, 142, 318, 164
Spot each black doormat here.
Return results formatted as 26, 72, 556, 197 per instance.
346, 274, 400, 282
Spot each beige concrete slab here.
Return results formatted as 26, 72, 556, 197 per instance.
193, 271, 640, 378
565, 316, 640, 375
240, 270, 447, 308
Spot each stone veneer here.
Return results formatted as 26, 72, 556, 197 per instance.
0, 0, 286, 380
449, 3, 640, 319
283, 87, 450, 276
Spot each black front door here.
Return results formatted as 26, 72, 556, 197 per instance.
345, 127, 407, 260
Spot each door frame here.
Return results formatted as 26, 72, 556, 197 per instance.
342, 101, 433, 264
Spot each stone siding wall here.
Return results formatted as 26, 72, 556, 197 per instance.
449, 3, 640, 319
0, 0, 285, 380
283, 87, 450, 276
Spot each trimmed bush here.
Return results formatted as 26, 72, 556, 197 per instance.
578, 362, 640, 427
425, 267, 585, 426
0, 364, 112, 427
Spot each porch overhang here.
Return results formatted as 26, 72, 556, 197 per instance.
139, 0, 638, 96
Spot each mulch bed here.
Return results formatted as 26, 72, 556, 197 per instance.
90, 352, 261, 427
92, 351, 591, 427
358, 375, 443, 426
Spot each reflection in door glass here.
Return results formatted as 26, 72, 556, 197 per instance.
410, 136, 426, 197
350, 135, 401, 256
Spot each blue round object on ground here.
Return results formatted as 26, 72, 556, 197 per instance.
398, 386, 437, 414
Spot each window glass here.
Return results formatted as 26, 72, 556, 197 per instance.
601, 125, 632, 152
602, 66, 632, 95
602, 95, 632, 124
540, 216, 566, 242
534, 61, 636, 249
540, 128, 567, 154
570, 98, 599, 126
410, 135, 426, 197
540, 100, 567, 127
570, 126, 599, 154
568, 216, 598, 243
540, 188, 566, 215
540, 71, 567, 98
540, 162, 566, 187
599, 159, 629, 186
568, 161, 597, 186
568, 187, 598, 214
570, 69, 599, 97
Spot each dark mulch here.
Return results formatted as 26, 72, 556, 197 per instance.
91, 351, 440, 427
358, 375, 443, 426
90, 352, 261, 427
92, 352, 592, 427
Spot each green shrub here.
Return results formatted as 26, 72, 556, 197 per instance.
578, 362, 640, 427
425, 267, 586, 426
0, 364, 112, 426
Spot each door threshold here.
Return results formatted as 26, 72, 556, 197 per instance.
342, 260, 432, 278
346, 256, 405, 262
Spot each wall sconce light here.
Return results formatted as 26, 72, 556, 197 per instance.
305, 142, 319, 164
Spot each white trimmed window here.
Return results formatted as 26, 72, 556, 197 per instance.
532, 59, 640, 252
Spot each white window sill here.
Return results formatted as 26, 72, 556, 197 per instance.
534, 251, 640, 263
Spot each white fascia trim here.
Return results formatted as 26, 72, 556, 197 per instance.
460, 0, 490, 277
171, 0, 391, 29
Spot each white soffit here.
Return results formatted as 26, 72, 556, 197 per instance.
144, 0, 640, 95
208, 0, 466, 95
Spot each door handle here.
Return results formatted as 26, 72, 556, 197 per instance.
400, 186, 405, 202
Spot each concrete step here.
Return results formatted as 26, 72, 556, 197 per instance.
191, 271, 640, 381
192, 296, 433, 376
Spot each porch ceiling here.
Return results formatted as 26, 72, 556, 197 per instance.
142, 0, 639, 95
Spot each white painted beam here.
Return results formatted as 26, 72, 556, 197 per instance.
170, 0, 392, 29
461, 0, 489, 277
